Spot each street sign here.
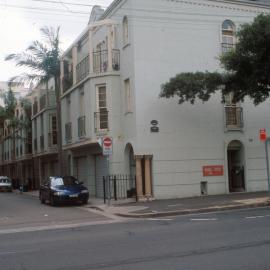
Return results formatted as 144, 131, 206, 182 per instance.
260, 128, 267, 141
102, 136, 113, 155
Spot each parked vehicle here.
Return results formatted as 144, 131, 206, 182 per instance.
39, 176, 89, 206
0, 176, 12, 192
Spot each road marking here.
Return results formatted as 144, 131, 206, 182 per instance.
147, 218, 173, 221
168, 204, 183, 207
0, 220, 122, 235
245, 214, 270, 219
190, 218, 218, 221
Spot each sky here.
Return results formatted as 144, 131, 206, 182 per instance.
0, 0, 113, 81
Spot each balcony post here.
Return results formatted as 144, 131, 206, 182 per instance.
88, 29, 93, 74
72, 45, 78, 84
107, 24, 113, 72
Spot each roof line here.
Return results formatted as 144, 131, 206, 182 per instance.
209, 0, 270, 8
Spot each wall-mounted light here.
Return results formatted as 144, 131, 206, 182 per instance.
150, 120, 159, 133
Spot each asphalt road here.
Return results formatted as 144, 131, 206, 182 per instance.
0, 192, 109, 231
1, 194, 270, 270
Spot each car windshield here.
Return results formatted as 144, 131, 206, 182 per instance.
0, 178, 10, 183
51, 176, 79, 187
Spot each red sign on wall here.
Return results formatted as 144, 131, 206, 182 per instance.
260, 128, 267, 141
203, 165, 224, 177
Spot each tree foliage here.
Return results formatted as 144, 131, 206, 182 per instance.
5, 26, 61, 85
5, 26, 64, 174
160, 14, 270, 105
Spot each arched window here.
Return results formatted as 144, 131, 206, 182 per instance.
222, 20, 235, 53
123, 16, 129, 45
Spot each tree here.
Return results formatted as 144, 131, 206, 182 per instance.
5, 26, 64, 175
160, 14, 270, 105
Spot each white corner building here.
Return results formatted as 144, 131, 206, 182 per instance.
60, 0, 270, 200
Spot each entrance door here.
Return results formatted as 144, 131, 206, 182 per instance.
227, 140, 245, 192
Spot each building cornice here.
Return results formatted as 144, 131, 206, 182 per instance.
164, 0, 270, 14
100, 0, 126, 19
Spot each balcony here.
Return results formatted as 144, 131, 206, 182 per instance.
78, 116, 86, 138
11, 149, 15, 161
39, 94, 46, 111
33, 102, 38, 116
25, 142, 32, 155
48, 91, 56, 107
48, 131, 57, 147
93, 50, 120, 74
40, 135, 44, 152
221, 43, 235, 54
34, 138, 37, 152
94, 110, 109, 132
76, 55, 89, 83
65, 122, 72, 143
62, 70, 73, 93
225, 106, 243, 130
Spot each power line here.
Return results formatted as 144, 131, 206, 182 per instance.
31, 0, 107, 8
0, 3, 90, 15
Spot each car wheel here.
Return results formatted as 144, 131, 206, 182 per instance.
82, 199, 88, 205
50, 195, 56, 206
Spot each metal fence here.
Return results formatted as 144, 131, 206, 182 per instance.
103, 174, 136, 203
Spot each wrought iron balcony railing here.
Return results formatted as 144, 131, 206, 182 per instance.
34, 138, 37, 152
40, 135, 44, 151
48, 91, 56, 107
221, 43, 235, 54
33, 102, 38, 116
76, 55, 90, 83
48, 131, 58, 147
62, 71, 73, 93
65, 122, 72, 143
39, 94, 46, 111
93, 50, 120, 74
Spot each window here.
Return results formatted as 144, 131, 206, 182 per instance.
95, 85, 108, 131
222, 20, 235, 53
224, 93, 243, 130
66, 95, 71, 123
123, 16, 129, 46
79, 88, 85, 116
40, 114, 44, 136
48, 114, 57, 146
124, 79, 132, 113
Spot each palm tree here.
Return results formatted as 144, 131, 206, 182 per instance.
5, 26, 64, 175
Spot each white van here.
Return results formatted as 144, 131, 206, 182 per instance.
0, 176, 12, 192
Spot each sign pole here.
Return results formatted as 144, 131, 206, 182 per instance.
107, 155, 111, 206
265, 138, 270, 196
102, 136, 113, 206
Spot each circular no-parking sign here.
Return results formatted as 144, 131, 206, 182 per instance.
102, 137, 113, 155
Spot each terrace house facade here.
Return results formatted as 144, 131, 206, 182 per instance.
31, 79, 58, 187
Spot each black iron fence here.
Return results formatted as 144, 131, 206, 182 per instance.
103, 174, 136, 203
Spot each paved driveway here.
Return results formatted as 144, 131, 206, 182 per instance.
0, 192, 109, 231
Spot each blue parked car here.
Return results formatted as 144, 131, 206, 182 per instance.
39, 176, 89, 206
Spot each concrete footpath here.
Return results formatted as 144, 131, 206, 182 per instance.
15, 190, 270, 218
